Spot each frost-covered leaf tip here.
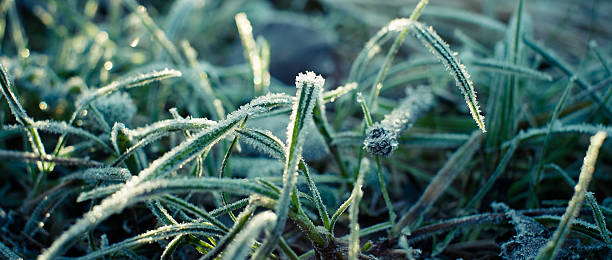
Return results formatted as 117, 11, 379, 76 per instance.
295, 71, 325, 89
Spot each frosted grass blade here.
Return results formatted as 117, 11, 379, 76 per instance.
409, 22, 485, 132
79, 223, 223, 259
536, 131, 607, 260
349, 159, 368, 260
253, 72, 323, 259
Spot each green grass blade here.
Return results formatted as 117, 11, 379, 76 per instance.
419, 6, 506, 32
586, 192, 612, 245
470, 58, 552, 81
534, 78, 575, 184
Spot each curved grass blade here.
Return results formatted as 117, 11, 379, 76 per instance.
235, 12, 267, 95
43, 177, 275, 259
51, 68, 183, 167
502, 123, 612, 148
78, 223, 223, 260
1, 63, 47, 170
409, 21, 485, 132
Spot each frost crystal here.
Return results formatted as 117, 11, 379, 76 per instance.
295, 71, 325, 89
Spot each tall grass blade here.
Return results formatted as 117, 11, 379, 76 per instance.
253, 72, 323, 259
536, 131, 607, 260
534, 78, 575, 184
235, 13, 267, 95
236, 127, 330, 229
123, 0, 185, 66
349, 158, 368, 260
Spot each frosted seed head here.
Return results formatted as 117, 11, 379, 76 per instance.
363, 124, 398, 156
295, 71, 325, 89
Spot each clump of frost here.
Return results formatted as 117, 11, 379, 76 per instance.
295, 71, 325, 89
363, 86, 434, 156
492, 202, 579, 259
364, 124, 398, 157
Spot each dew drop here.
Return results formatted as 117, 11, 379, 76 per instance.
130, 37, 140, 47
20, 48, 30, 58
39, 101, 48, 111
103, 61, 113, 71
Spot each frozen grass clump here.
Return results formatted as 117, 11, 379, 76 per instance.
1, 0, 612, 259
492, 202, 550, 259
